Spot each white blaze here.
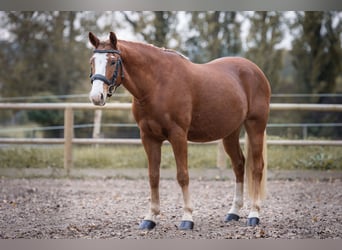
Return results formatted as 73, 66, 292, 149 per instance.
89, 53, 108, 103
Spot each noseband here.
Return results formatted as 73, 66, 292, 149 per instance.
90, 49, 124, 97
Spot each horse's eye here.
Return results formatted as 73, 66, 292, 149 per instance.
110, 61, 116, 66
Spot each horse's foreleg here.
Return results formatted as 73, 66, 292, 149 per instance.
169, 129, 194, 230
139, 134, 162, 230
222, 130, 245, 222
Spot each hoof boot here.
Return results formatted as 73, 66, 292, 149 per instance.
225, 213, 240, 222
139, 220, 156, 230
247, 217, 260, 227
179, 220, 194, 230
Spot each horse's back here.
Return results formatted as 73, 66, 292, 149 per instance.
207, 57, 269, 85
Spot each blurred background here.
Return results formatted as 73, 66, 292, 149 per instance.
0, 11, 341, 171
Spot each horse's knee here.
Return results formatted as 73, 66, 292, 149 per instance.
177, 171, 189, 187
149, 172, 159, 187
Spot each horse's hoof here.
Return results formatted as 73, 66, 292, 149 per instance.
225, 213, 240, 222
179, 220, 194, 230
139, 220, 156, 230
247, 217, 260, 227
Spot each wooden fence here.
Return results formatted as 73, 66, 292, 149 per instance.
0, 103, 341, 173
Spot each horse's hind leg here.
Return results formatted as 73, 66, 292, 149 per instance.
244, 119, 267, 226
222, 128, 245, 222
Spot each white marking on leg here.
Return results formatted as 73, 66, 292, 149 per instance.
144, 212, 158, 222
248, 199, 261, 218
228, 182, 244, 216
181, 186, 193, 222
144, 189, 160, 223
248, 211, 259, 219
143, 204, 159, 223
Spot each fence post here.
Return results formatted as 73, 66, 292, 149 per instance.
92, 109, 102, 148
216, 140, 227, 170
303, 125, 308, 139
64, 106, 74, 175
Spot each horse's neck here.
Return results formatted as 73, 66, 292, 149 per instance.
119, 41, 161, 101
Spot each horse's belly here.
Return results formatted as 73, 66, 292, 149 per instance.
187, 129, 221, 142
187, 108, 245, 142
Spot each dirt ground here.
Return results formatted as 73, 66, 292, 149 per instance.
0, 170, 341, 239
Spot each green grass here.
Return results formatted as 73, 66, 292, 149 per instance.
0, 143, 341, 170
269, 145, 342, 170
267, 136, 341, 170
0, 146, 63, 168
74, 144, 218, 169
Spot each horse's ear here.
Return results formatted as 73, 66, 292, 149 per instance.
89, 32, 100, 48
109, 32, 117, 49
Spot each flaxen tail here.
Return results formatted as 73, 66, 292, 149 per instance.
245, 131, 267, 200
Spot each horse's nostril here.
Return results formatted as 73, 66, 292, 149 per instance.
100, 93, 104, 100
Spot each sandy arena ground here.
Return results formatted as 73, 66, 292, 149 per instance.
0, 170, 341, 239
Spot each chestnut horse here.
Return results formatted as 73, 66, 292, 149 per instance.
88, 32, 271, 230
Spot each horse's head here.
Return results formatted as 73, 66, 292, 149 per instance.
88, 32, 124, 106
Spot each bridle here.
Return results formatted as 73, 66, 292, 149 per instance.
89, 49, 124, 97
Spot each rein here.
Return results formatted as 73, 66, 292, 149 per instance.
90, 49, 124, 97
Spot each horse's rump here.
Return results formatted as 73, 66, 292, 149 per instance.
187, 57, 270, 142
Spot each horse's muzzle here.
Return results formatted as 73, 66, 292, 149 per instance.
89, 92, 106, 106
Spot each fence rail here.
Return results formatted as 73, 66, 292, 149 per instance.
1, 103, 342, 173
2, 102, 342, 111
